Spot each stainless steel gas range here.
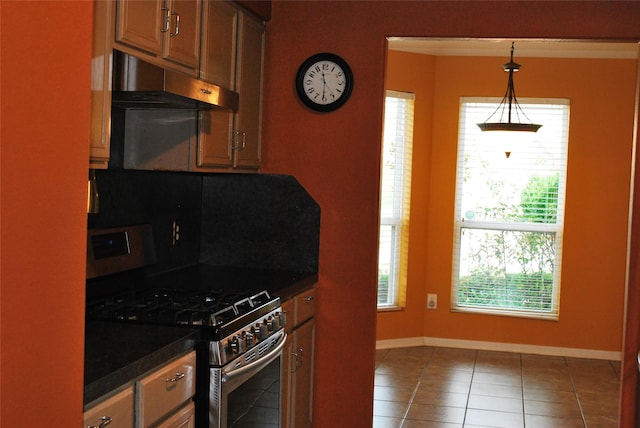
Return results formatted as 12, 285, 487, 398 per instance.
86, 224, 292, 428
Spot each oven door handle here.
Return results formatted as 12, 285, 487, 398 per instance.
221, 333, 286, 383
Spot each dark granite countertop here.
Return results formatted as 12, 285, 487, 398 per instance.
84, 321, 198, 407
84, 270, 317, 407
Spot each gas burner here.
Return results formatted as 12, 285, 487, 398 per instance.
86, 288, 281, 340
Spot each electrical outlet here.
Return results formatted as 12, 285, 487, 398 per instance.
427, 294, 437, 309
171, 220, 180, 246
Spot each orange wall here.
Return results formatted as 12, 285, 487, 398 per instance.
0, 1, 91, 426
378, 50, 636, 353
263, 2, 640, 427
3, 1, 640, 427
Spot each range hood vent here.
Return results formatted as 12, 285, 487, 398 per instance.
112, 51, 239, 111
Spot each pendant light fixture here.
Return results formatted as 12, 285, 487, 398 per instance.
477, 42, 542, 157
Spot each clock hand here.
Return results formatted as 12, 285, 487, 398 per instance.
321, 71, 327, 101
324, 80, 336, 99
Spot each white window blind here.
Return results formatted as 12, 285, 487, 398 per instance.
452, 97, 569, 319
378, 90, 414, 308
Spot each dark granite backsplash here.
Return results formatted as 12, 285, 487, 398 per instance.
88, 170, 319, 275
200, 174, 320, 272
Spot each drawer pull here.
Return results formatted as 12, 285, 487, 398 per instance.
87, 415, 112, 428
165, 372, 186, 383
304, 296, 315, 303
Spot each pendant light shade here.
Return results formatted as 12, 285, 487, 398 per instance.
477, 42, 542, 134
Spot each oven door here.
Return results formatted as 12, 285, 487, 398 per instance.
209, 332, 286, 428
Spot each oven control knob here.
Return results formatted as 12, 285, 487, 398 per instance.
266, 316, 275, 332
229, 335, 241, 354
277, 311, 287, 328
271, 315, 281, 331
244, 331, 254, 348
254, 323, 268, 339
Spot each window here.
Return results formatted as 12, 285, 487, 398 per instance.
378, 90, 414, 308
452, 98, 569, 319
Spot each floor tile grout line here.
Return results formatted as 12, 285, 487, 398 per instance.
399, 349, 432, 428
460, 349, 478, 427
565, 356, 589, 427
397, 379, 422, 428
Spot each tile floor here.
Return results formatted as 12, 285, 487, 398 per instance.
374, 346, 620, 428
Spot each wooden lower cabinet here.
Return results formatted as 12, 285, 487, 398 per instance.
281, 288, 316, 428
84, 351, 195, 428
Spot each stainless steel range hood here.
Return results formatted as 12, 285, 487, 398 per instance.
112, 51, 239, 111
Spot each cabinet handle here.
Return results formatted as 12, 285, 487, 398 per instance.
87, 415, 112, 428
165, 372, 186, 383
304, 296, 314, 303
232, 130, 247, 151
170, 12, 180, 37
291, 347, 305, 374
200, 88, 212, 95
160, 6, 170, 33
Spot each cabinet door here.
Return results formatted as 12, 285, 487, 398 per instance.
233, 11, 264, 169
197, 109, 234, 168
163, 0, 201, 69
83, 387, 134, 428
116, 0, 164, 56
199, 0, 237, 87
90, 0, 114, 168
292, 319, 315, 428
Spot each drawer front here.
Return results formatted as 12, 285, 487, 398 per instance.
84, 386, 134, 428
294, 288, 316, 327
137, 351, 196, 427
156, 402, 195, 428
282, 298, 294, 333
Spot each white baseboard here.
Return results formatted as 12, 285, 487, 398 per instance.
376, 336, 621, 361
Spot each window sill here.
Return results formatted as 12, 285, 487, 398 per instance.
452, 306, 559, 321
377, 305, 404, 313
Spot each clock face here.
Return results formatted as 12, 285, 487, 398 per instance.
296, 53, 353, 112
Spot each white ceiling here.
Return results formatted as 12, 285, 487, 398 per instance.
387, 38, 639, 59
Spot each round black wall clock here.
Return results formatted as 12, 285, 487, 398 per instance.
296, 53, 354, 112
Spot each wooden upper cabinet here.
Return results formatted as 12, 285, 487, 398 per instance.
233, 10, 264, 169
115, 0, 201, 72
199, 0, 237, 88
90, 0, 115, 168
196, 4, 264, 171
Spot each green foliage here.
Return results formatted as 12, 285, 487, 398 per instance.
520, 173, 559, 223
458, 272, 553, 311
458, 173, 559, 311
